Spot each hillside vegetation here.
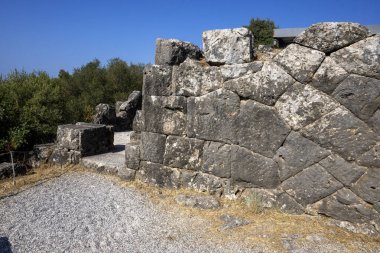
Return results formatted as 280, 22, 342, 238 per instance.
0, 58, 144, 152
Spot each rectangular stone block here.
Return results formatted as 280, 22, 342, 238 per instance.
202, 141, 231, 178
143, 95, 187, 136
137, 161, 180, 188
143, 65, 172, 96
202, 28, 253, 65
132, 110, 144, 132
140, 132, 166, 164
125, 144, 140, 170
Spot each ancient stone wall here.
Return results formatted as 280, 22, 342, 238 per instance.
127, 23, 380, 231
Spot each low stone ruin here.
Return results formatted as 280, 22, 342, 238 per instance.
126, 23, 380, 232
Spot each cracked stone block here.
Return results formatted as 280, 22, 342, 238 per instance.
220, 61, 263, 81
140, 132, 166, 164
331, 35, 380, 79
49, 148, 81, 165
132, 110, 144, 132
224, 61, 295, 106
191, 172, 226, 194
273, 43, 325, 83
352, 167, 380, 206
163, 136, 204, 170
301, 107, 378, 161
125, 144, 140, 170
143, 65, 172, 96
311, 57, 349, 94
368, 110, 380, 136
357, 143, 380, 168
202, 141, 231, 178
143, 95, 187, 135
282, 164, 343, 205
275, 83, 339, 130
187, 89, 240, 144
276, 192, 305, 214
309, 188, 378, 224
202, 28, 254, 65
319, 154, 366, 186
275, 131, 330, 181
231, 146, 280, 188
172, 59, 222, 96
294, 22, 369, 53
332, 75, 380, 121
236, 100, 290, 157
137, 161, 180, 188
155, 38, 203, 66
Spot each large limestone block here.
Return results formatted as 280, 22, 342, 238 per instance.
220, 61, 263, 82
140, 132, 166, 164
273, 43, 325, 83
172, 59, 222, 96
235, 100, 290, 157
332, 75, 380, 121
202, 141, 231, 178
224, 61, 295, 106
231, 146, 280, 188
310, 57, 349, 94
294, 22, 369, 53
143, 96, 187, 135
301, 107, 378, 161
275, 131, 330, 181
187, 89, 240, 143
275, 83, 339, 130
357, 143, 380, 168
368, 110, 380, 135
319, 154, 366, 186
331, 35, 380, 79
56, 123, 113, 156
155, 38, 203, 66
125, 144, 140, 170
352, 167, 380, 206
202, 28, 253, 65
282, 164, 343, 205
163, 136, 204, 170
143, 65, 172, 96
137, 161, 180, 188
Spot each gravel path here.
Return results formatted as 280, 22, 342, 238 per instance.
0, 172, 257, 253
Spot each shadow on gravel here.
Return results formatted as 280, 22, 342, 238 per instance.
113, 144, 125, 152
0, 237, 12, 253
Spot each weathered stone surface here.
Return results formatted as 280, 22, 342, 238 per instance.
219, 214, 251, 229
137, 161, 180, 188
140, 132, 166, 164
143, 96, 187, 135
241, 188, 277, 209
301, 107, 378, 161
175, 194, 220, 209
275, 83, 339, 130
368, 110, 380, 135
332, 75, 380, 121
202, 141, 231, 178
143, 65, 172, 96
276, 192, 305, 214
202, 28, 253, 65
187, 89, 239, 143
0, 162, 27, 179
117, 167, 136, 181
224, 61, 295, 106
231, 146, 280, 188
129, 132, 141, 145
132, 110, 144, 132
220, 61, 263, 81
191, 172, 225, 194
115, 91, 142, 131
352, 167, 380, 205
57, 123, 114, 156
172, 59, 222, 96
319, 154, 366, 186
275, 131, 330, 181
331, 35, 380, 79
30, 143, 55, 167
357, 143, 380, 168
273, 43, 325, 83
282, 164, 343, 205
236, 100, 290, 157
93, 104, 116, 125
49, 148, 81, 165
294, 22, 369, 53
311, 57, 349, 94
125, 144, 140, 170
310, 188, 378, 224
163, 136, 204, 170
155, 38, 203, 66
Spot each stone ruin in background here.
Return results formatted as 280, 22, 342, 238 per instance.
126, 22, 380, 232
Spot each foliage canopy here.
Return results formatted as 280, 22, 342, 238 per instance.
245, 18, 277, 46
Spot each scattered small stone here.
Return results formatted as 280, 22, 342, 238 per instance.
219, 214, 251, 229
175, 194, 220, 209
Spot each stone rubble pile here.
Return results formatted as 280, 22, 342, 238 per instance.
126, 23, 380, 231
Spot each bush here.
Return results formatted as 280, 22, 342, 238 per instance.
245, 18, 277, 46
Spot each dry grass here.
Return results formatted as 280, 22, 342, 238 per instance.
2, 167, 379, 252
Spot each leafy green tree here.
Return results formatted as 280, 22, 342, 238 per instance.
245, 18, 277, 46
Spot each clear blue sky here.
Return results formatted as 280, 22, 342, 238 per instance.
1, 0, 379, 77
